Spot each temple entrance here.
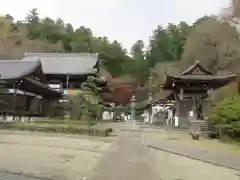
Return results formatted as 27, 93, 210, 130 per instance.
162, 61, 236, 129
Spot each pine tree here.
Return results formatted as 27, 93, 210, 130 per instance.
81, 76, 106, 123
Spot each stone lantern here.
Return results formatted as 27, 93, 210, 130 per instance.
130, 94, 136, 123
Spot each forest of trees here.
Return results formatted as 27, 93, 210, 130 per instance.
0, 8, 210, 84
0, 1, 240, 88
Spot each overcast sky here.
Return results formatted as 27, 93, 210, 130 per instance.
0, 0, 229, 50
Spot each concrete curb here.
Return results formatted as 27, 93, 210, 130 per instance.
148, 145, 240, 171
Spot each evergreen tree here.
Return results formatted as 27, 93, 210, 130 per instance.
81, 76, 106, 123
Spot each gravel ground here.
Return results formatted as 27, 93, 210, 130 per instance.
151, 148, 240, 180
1, 125, 240, 180
0, 132, 112, 180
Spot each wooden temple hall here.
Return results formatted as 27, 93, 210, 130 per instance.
162, 61, 236, 128
0, 60, 62, 120
22, 53, 99, 92
0, 53, 100, 120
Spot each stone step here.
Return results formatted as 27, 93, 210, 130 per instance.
190, 120, 210, 132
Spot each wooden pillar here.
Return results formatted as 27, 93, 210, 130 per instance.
12, 82, 17, 121
192, 95, 197, 120
47, 99, 55, 117
66, 75, 69, 89
175, 101, 180, 128
207, 88, 214, 101
39, 100, 43, 114
173, 92, 180, 127
179, 88, 184, 100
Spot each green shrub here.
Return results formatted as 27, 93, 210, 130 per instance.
208, 96, 240, 125
208, 96, 240, 140
0, 120, 112, 137
68, 94, 84, 120
88, 127, 113, 137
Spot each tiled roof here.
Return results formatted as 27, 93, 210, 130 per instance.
22, 53, 98, 75
178, 61, 214, 76
0, 60, 40, 80
0, 60, 61, 97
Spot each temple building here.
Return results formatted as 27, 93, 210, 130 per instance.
0, 60, 61, 120
162, 61, 236, 128
22, 53, 99, 94
0, 53, 101, 119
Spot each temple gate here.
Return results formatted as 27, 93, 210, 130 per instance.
162, 61, 236, 128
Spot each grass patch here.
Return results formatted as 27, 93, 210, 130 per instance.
179, 132, 240, 154
150, 130, 240, 154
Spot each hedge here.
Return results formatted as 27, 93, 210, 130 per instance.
31, 119, 97, 126
0, 122, 112, 137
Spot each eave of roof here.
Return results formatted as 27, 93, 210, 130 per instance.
23, 77, 62, 97
163, 74, 236, 90
43, 69, 97, 75
167, 74, 236, 81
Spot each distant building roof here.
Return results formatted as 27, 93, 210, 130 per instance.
22, 53, 99, 75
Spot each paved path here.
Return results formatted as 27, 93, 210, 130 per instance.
90, 125, 159, 180
144, 131, 240, 170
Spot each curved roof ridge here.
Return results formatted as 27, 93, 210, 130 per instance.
178, 60, 214, 76
24, 52, 98, 57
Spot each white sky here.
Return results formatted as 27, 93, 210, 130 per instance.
0, 0, 230, 50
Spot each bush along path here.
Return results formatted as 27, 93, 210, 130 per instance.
88, 123, 113, 137
208, 96, 240, 142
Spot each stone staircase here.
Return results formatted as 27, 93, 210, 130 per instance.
190, 120, 210, 132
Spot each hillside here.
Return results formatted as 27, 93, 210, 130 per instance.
0, 35, 62, 60
0, 9, 239, 101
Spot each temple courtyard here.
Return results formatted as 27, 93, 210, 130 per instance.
0, 123, 239, 180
